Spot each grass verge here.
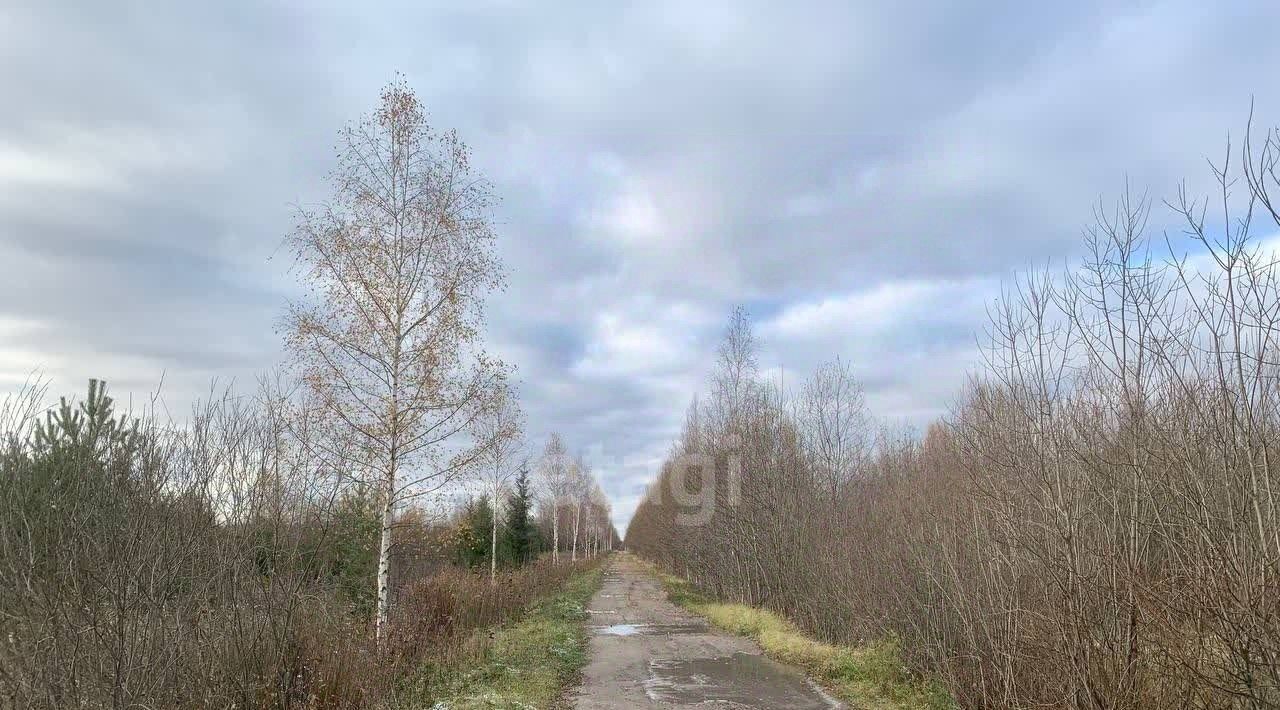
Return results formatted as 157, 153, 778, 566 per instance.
649, 562, 954, 710
393, 564, 603, 709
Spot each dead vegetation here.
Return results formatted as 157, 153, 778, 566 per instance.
0, 375, 603, 708
627, 122, 1280, 709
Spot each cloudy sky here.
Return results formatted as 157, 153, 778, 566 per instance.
2, 0, 1278, 530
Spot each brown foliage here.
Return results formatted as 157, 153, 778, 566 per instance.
384, 558, 593, 667
627, 124, 1280, 709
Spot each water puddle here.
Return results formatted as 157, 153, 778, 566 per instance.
599, 623, 642, 636
591, 622, 708, 636
644, 653, 842, 708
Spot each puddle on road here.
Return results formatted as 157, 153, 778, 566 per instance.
644, 653, 842, 709
591, 622, 708, 636
599, 623, 641, 636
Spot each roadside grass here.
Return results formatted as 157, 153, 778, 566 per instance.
649, 562, 954, 710
393, 565, 603, 709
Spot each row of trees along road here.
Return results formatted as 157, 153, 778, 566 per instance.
448, 450, 621, 572
537, 432, 617, 564
627, 119, 1280, 708
471, 411, 624, 578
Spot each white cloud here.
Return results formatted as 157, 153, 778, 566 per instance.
763, 277, 996, 341
585, 180, 665, 248
573, 300, 711, 378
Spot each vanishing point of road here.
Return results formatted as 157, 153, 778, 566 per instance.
573, 554, 841, 709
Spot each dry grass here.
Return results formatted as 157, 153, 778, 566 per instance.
391, 564, 604, 709
650, 563, 954, 710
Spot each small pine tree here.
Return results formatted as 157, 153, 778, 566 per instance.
502, 464, 534, 566
33, 378, 140, 462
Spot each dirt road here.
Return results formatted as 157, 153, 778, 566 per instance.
572, 554, 841, 709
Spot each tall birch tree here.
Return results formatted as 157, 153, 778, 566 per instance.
538, 434, 570, 563
284, 78, 506, 643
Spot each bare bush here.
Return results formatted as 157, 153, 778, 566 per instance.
0, 377, 369, 708
627, 122, 1280, 709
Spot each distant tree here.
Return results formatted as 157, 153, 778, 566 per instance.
469, 383, 524, 581
537, 434, 570, 563
585, 480, 611, 557
283, 78, 508, 642
797, 357, 872, 500
568, 455, 593, 561
502, 464, 535, 565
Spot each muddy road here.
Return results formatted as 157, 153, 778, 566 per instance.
572, 554, 840, 709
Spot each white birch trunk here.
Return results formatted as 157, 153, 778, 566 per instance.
552, 501, 559, 564
572, 501, 581, 562
375, 475, 395, 643
490, 483, 499, 582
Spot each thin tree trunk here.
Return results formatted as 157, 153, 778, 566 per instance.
572, 501, 581, 562
552, 502, 559, 564
490, 483, 499, 582
378, 322, 403, 645
375, 470, 395, 643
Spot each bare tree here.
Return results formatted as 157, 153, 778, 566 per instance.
537, 434, 570, 563
797, 357, 873, 499
469, 382, 524, 581
585, 480, 610, 557
283, 78, 507, 641
569, 454, 591, 562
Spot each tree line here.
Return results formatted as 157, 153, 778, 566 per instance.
627, 120, 1280, 709
450, 437, 620, 572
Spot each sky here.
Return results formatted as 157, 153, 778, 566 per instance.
2, 0, 1279, 531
